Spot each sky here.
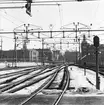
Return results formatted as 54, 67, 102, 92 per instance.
0, 0, 104, 51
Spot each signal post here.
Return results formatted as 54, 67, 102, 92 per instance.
93, 36, 100, 90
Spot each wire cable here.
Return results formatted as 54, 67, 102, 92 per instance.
0, 10, 19, 26
92, 0, 100, 25
57, 4, 63, 28
0, 15, 19, 26
3, 10, 25, 24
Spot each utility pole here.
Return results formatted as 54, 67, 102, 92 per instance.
76, 46, 77, 63
0, 37, 3, 61
75, 24, 78, 42
14, 32, 17, 67
95, 47, 100, 89
14, 24, 42, 62
93, 36, 100, 89
60, 39, 62, 50
42, 38, 44, 65
78, 38, 80, 64
73, 22, 79, 64
23, 24, 29, 62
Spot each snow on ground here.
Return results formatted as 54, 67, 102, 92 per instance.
0, 62, 41, 75
0, 62, 6, 68
0, 62, 41, 69
53, 69, 64, 84
14, 62, 41, 67
0, 67, 35, 75
14, 77, 51, 95
68, 66, 104, 93
69, 66, 96, 89
1, 64, 104, 95
11, 68, 50, 83
2, 67, 57, 94
42, 66, 104, 95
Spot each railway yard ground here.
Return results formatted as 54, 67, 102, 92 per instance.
0, 62, 104, 105
1, 94, 104, 105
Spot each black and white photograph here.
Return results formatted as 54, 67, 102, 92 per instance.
0, 0, 104, 105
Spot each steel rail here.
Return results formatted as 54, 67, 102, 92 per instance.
0, 72, 33, 85
0, 67, 53, 91
3, 71, 56, 93
0, 65, 64, 93
0, 68, 35, 80
0, 70, 45, 91
0, 66, 47, 85
6, 65, 64, 93
0, 65, 63, 102
0, 65, 42, 79
52, 66, 70, 105
19, 65, 63, 105
45, 68, 65, 89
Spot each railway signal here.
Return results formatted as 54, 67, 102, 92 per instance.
93, 36, 99, 48
93, 36, 100, 89
25, 0, 32, 16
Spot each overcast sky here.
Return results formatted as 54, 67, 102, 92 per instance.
0, 0, 104, 51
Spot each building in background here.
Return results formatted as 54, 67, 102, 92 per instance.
64, 50, 76, 63
36, 49, 52, 62
29, 49, 39, 62
52, 50, 60, 61
81, 35, 104, 67
0, 48, 52, 62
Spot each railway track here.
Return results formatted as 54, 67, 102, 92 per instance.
0, 63, 70, 105
0, 65, 61, 93
52, 66, 70, 105
0, 65, 46, 79
0, 64, 65, 102
19, 64, 70, 105
0, 66, 48, 88
1, 64, 103, 105
4, 66, 63, 93
0, 64, 60, 85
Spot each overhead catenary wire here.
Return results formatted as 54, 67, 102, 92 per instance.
2, 10, 25, 24
58, 3, 63, 28
0, 10, 21, 26
92, 0, 104, 28
93, 0, 100, 19
0, 14, 19, 26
